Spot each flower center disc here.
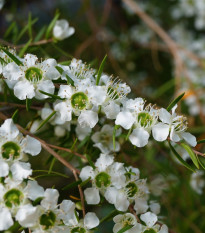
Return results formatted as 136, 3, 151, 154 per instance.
71, 92, 88, 110
95, 172, 111, 188
1, 141, 20, 160
144, 229, 157, 233
4, 189, 23, 208
125, 182, 138, 198
40, 211, 56, 230
138, 112, 152, 127
25, 67, 43, 82
71, 227, 86, 233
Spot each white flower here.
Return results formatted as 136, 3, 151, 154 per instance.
140, 212, 168, 233
3, 54, 60, 100
65, 212, 99, 232
54, 84, 103, 128
116, 99, 158, 147
91, 124, 121, 154
60, 58, 95, 85
0, 119, 41, 162
53, 19, 75, 40
152, 105, 197, 146
80, 154, 126, 205
113, 213, 141, 233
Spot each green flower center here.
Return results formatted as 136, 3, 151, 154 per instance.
125, 182, 138, 198
71, 227, 86, 233
4, 189, 23, 208
95, 172, 111, 188
40, 211, 56, 230
137, 112, 153, 127
25, 67, 43, 82
71, 92, 88, 110
144, 229, 157, 233
1, 141, 21, 160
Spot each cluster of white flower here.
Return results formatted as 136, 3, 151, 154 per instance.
0, 118, 100, 232
1, 50, 197, 149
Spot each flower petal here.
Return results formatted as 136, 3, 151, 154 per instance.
84, 187, 100, 205
115, 111, 135, 130
14, 80, 35, 100
129, 128, 150, 147
152, 123, 169, 142
84, 212, 100, 229
23, 135, 41, 156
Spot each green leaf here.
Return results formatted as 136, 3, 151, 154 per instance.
12, 109, 19, 122
167, 92, 185, 112
196, 155, 205, 170
39, 90, 64, 100
153, 79, 174, 98
113, 125, 120, 150
66, 75, 75, 86
45, 12, 60, 39
33, 169, 69, 178
181, 143, 199, 169
100, 209, 120, 223
3, 22, 16, 39
96, 55, 107, 85
34, 26, 46, 42
168, 141, 195, 172
197, 139, 205, 144
85, 153, 95, 169
62, 180, 81, 190
18, 38, 32, 58
36, 110, 56, 131
80, 177, 91, 187
1, 47, 23, 66
15, 17, 38, 43
28, 12, 33, 39
26, 97, 32, 111
55, 65, 64, 74
117, 225, 134, 233
77, 136, 90, 149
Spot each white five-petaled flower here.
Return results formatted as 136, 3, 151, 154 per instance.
113, 213, 142, 233
3, 54, 60, 100
91, 124, 121, 154
0, 179, 44, 231
139, 212, 168, 233
80, 154, 126, 205
65, 212, 99, 233
116, 98, 159, 147
54, 84, 106, 128
152, 105, 197, 147
53, 19, 75, 41
0, 119, 41, 162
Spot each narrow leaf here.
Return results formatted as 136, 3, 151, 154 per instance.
197, 139, 205, 144
168, 141, 195, 172
100, 209, 120, 223
39, 90, 64, 100
1, 47, 23, 66
12, 109, 19, 122
96, 54, 107, 85
45, 12, 60, 39
80, 177, 91, 187
34, 26, 46, 42
26, 98, 32, 111
37, 110, 56, 131
85, 154, 95, 169
117, 225, 134, 233
113, 125, 120, 150
62, 180, 81, 190
181, 143, 199, 169
196, 155, 205, 170
167, 92, 185, 112
28, 12, 33, 39
18, 38, 32, 58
